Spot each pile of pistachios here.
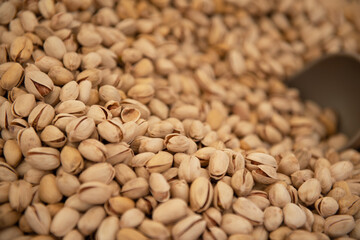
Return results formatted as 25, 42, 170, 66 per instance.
0, 0, 360, 239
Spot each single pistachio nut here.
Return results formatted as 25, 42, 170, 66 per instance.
231, 169, 254, 197
78, 139, 107, 162
78, 181, 112, 205
213, 181, 233, 211
338, 194, 360, 215
59, 81, 79, 101
298, 178, 321, 206
146, 151, 173, 173
56, 100, 86, 116
97, 119, 124, 143
79, 162, 115, 184
24, 203, 51, 235
77, 206, 106, 236
43, 36, 66, 60
119, 208, 144, 228
17, 127, 42, 157
60, 146, 84, 175
24, 71, 54, 100
40, 125, 67, 148
178, 155, 201, 183
264, 206, 283, 232
208, 150, 229, 180
3, 139, 22, 167
172, 214, 207, 240
324, 215, 355, 238
28, 103, 55, 131
96, 216, 119, 240
268, 182, 291, 208
66, 116, 96, 142
233, 197, 264, 226
116, 228, 148, 240
39, 174, 62, 204
313, 197, 338, 219
9, 180, 33, 212
114, 163, 137, 185
121, 177, 149, 200
50, 207, 80, 237
25, 147, 60, 171
10, 36, 33, 63
86, 105, 112, 124
170, 179, 189, 203
190, 177, 213, 213
283, 203, 306, 229
221, 213, 253, 235
0, 62, 24, 91
56, 170, 80, 197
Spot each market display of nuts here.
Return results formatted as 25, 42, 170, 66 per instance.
0, 0, 359, 239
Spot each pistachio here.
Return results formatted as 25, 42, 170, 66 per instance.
264, 206, 283, 232
9, 180, 33, 212
120, 208, 144, 228
40, 125, 67, 148
78, 181, 112, 205
28, 103, 55, 131
0, 63, 24, 91
77, 206, 106, 236
283, 203, 306, 229
60, 146, 84, 175
96, 216, 119, 240
24, 71, 54, 100
315, 197, 339, 217
298, 178, 322, 206
79, 162, 115, 184
24, 203, 51, 235
233, 197, 264, 225
208, 150, 229, 180
66, 117, 96, 142
121, 177, 149, 200
324, 215, 355, 238
152, 198, 188, 224
17, 127, 42, 157
10, 36, 33, 63
178, 155, 201, 183
172, 214, 207, 240
190, 177, 213, 213
146, 151, 173, 173
213, 181, 233, 211
50, 207, 80, 237
221, 213, 253, 235
139, 219, 170, 239
78, 139, 107, 162
97, 119, 124, 143
231, 169, 254, 197
149, 172, 170, 202
25, 147, 60, 170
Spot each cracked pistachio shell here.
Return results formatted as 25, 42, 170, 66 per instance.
314, 197, 339, 218
78, 182, 112, 205
52, 113, 77, 132
106, 142, 134, 165
78, 139, 107, 162
208, 150, 229, 180
86, 105, 112, 124
28, 103, 55, 131
17, 127, 42, 157
24, 203, 51, 235
24, 71, 54, 100
10, 36, 33, 63
40, 125, 67, 148
245, 152, 277, 170
121, 177, 149, 200
66, 116, 96, 142
56, 100, 86, 116
146, 151, 173, 173
164, 133, 190, 153
79, 162, 115, 184
9, 180, 33, 212
231, 169, 254, 197
0, 101, 14, 129
149, 172, 170, 202
252, 165, 277, 185
233, 197, 264, 225
190, 177, 213, 213
11, 94, 36, 118
25, 147, 60, 170
172, 214, 207, 240
324, 215, 355, 238
60, 146, 84, 175
178, 155, 201, 183
97, 119, 124, 143
225, 149, 245, 176
213, 181, 233, 211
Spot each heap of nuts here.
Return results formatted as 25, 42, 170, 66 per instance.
0, 0, 360, 239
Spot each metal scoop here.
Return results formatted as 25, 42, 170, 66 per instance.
287, 53, 360, 150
